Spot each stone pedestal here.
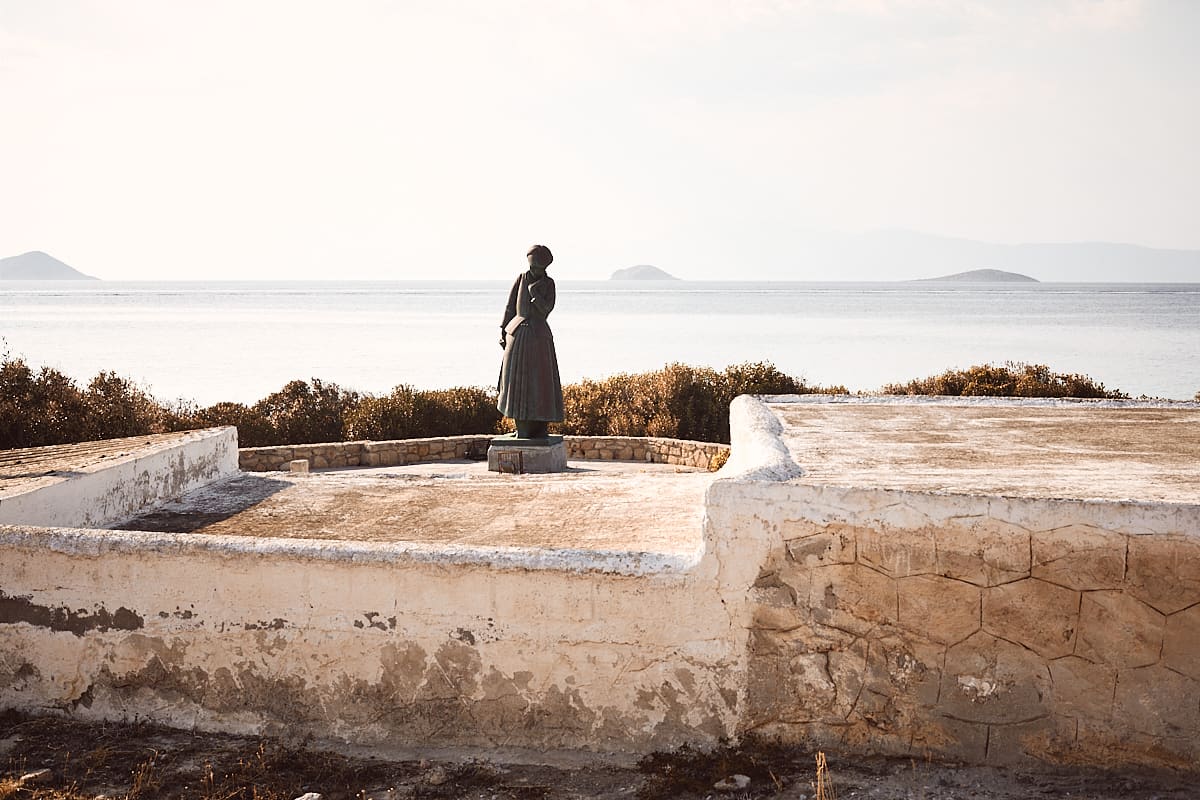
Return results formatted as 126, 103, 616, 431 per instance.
487, 435, 568, 474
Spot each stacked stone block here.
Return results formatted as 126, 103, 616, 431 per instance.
239, 435, 728, 472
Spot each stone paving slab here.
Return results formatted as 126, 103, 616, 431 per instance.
115, 460, 712, 557
767, 397, 1200, 502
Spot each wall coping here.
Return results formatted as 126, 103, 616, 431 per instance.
0, 523, 704, 577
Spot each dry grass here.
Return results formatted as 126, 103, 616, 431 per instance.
814, 751, 836, 800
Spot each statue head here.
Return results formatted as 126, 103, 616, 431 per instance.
527, 244, 553, 271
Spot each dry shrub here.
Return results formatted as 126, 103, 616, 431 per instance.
187, 401, 277, 447
12, 355, 1137, 453
0, 358, 172, 447
0, 356, 91, 447
561, 362, 838, 444
345, 385, 502, 441
82, 372, 165, 440
250, 379, 360, 445
414, 387, 503, 436
881, 362, 1127, 399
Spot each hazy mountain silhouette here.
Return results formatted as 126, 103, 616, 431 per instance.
0, 251, 97, 280
610, 265, 679, 280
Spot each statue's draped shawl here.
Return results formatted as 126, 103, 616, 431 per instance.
497, 271, 565, 422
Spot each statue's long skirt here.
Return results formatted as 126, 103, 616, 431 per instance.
497, 321, 564, 422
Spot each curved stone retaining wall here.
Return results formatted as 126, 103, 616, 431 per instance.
564, 436, 726, 469
238, 435, 728, 472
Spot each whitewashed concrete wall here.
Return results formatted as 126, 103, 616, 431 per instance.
715, 479, 1200, 768
0, 512, 762, 752
709, 396, 1200, 768
0, 428, 238, 529
1, 406, 1198, 770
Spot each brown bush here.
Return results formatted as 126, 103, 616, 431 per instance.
250, 379, 360, 445
187, 401, 277, 447
881, 362, 1127, 399
9, 355, 1137, 453
82, 371, 165, 440
412, 387, 502, 437
345, 385, 501, 441
0, 357, 90, 448
560, 361, 839, 444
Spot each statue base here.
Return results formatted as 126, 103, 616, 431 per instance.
487, 435, 567, 474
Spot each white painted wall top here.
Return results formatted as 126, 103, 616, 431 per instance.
0, 428, 239, 528
0, 430, 230, 498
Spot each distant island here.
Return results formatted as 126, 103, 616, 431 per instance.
0, 251, 97, 280
723, 230, 1199, 282
916, 268, 1038, 283
610, 265, 679, 280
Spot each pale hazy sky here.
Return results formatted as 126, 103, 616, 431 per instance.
2, 1, 1197, 280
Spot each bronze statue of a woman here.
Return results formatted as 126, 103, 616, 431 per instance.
497, 244, 564, 439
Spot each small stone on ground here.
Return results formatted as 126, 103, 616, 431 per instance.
19, 768, 52, 785
713, 773, 751, 791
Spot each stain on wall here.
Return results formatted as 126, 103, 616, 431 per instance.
0, 591, 143, 636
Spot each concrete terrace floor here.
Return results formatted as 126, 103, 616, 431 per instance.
767, 397, 1200, 503
114, 459, 713, 558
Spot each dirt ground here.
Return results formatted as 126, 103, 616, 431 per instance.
1, 713, 1195, 800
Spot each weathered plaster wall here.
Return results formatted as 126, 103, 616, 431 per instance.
0, 503, 766, 753
0, 428, 238, 529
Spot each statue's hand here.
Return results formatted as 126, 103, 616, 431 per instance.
499, 333, 507, 349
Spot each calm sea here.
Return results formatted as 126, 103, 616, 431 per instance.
1, 281, 1197, 405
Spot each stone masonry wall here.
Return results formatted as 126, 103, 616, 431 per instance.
238, 436, 728, 472
707, 478, 1200, 769
565, 436, 726, 470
